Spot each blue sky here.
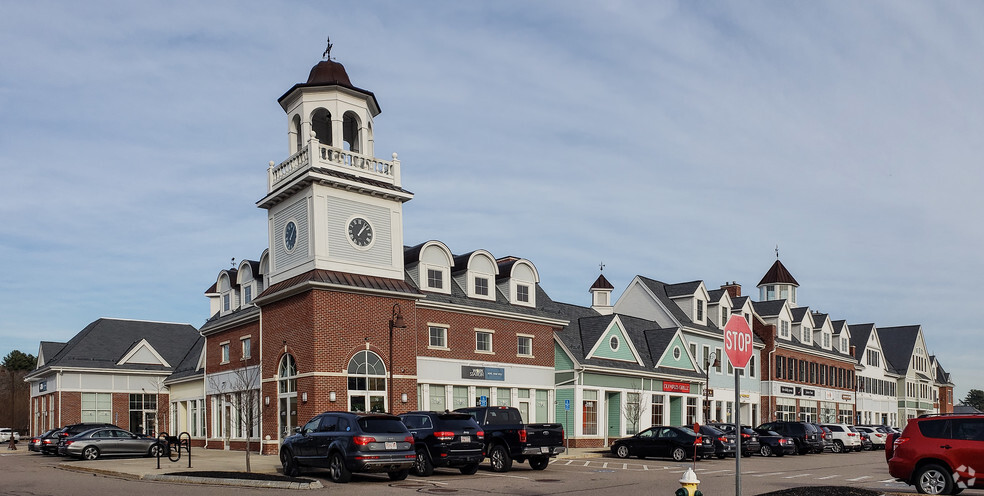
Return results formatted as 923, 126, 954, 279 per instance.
2, 1, 982, 399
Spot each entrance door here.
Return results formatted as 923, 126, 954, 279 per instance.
670, 396, 683, 426
607, 392, 621, 439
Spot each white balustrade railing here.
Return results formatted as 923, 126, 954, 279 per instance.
267, 143, 400, 191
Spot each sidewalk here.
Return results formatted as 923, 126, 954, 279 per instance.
55, 446, 607, 489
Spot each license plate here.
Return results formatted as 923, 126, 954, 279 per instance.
540, 447, 550, 453
752, 437, 757, 441
461, 436, 471, 443
385, 442, 397, 450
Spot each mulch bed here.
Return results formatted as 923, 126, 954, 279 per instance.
758, 487, 882, 496
166, 471, 315, 483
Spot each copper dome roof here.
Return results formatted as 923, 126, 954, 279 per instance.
306, 59, 353, 86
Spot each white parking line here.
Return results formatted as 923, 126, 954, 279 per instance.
783, 474, 812, 479
846, 476, 871, 482
643, 465, 649, 471
700, 470, 733, 475
816, 475, 840, 480
753, 472, 786, 477
562, 460, 573, 466
602, 462, 609, 469
621, 463, 627, 470
582, 461, 590, 467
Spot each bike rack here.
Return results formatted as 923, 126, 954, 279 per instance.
155, 432, 192, 469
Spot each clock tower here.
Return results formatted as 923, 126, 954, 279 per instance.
258, 51, 413, 285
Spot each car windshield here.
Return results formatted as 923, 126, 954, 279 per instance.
435, 418, 480, 429
359, 417, 408, 434
702, 426, 725, 436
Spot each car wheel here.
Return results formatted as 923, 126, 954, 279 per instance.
831, 441, 843, 453
529, 457, 549, 470
459, 463, 480, 475
716, 454, 726, 459
760, 445, 772, 457
413, 447, 434, 477
81, 446, 99, 461
388, 469, 409, 481
672, 447, 687, 462
148, 443, 162, 458
742, 450, 752, 457
489, 444, 512, 473
615, 444, 630, 459
915, 463, 953, 495
328, 451, 351, 483
281, 449, 300, 477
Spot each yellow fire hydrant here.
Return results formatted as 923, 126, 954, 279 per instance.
675, 467, 702, 496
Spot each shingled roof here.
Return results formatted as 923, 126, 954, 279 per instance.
757, 259, 799, 287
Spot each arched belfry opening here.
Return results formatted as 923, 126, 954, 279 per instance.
342, 111, 361, 152
311, 108, 333, 147
291, 114, 302, 153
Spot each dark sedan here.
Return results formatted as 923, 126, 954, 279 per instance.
707, 423, 760, 457
696, 425, 737, 459
28, 429, 57, 452
752, 428, 797, 457
611, 426, 714, 462
59, 427, 162, 460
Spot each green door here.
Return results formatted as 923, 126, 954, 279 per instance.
607, 392, 621, 439
670, 396, 683, 426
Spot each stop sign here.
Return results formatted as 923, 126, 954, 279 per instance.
724, 314, 753, 368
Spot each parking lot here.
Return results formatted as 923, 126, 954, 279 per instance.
2, 447, 934, 496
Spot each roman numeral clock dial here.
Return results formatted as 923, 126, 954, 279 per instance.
347, 217, 373, 248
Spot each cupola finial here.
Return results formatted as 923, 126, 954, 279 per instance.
599, 261, 605, 272
775, 244, 780, 259
322, 37, 333, 60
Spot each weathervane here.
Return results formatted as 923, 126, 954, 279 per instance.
775, 245, 780, 259
599, 261, 605, 272
322, 37, 333, 60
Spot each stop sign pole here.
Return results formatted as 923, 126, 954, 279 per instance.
724, 315, 753, 496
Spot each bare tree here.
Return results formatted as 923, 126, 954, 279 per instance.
207, 357, 261, 472
622, 390, 643, 435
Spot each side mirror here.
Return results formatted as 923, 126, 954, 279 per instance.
293, 426, 302, 434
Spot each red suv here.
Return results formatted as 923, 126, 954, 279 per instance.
887, 414, 984, 494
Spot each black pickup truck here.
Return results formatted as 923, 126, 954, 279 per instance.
455, 406, 565, 472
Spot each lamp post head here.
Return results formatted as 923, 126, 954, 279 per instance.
391, 303, 407, 329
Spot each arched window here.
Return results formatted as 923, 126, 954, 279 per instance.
291, 114, 302, 153
342, 111, 360, 152
311, 108, 332, 147
347, 350, 386, 412
278, 354, 298, 438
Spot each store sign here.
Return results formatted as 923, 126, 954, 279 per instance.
842, 394, 852, 401
803, 389, 816, 397
780, 386, 795, 395
39, 381, 47, 392
663, 381, 691, 393
461, 366, 505, 381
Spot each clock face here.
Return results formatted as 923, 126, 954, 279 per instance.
284, 221, 297, 251
348, 217, 374, 247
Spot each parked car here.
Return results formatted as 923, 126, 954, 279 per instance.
0, 428, 20, 443
28, 429, 57, 452
854, 425, 888, 450
821, 423, 862, 453
39, 429, 63, 455
280, 412, 415, 483
707, 423, 760, 457
887, 413, 984, 495
752, 428, 797, 457
813, 424, 834, 453
696, 424, 737, 459
55, 423, 120, 442
58, 427, 162, 460
755, 421, 822, 455
611, 425, 714, 461
399, 411, 485, 476
856, 428, 873, 451
455, 406, 565, 472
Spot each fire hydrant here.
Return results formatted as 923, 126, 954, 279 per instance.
675, 467, 702, 496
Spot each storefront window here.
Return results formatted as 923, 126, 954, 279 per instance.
686, 397, 698, 425
347, 350, 387, 412
583, 390, 598, 436
452, 386, 469, 409
651, 395, 664, 425
429, 385, 446, 411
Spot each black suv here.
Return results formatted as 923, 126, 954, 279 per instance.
756, 421, 822, 455
399, 411, 485, 476
280, 412, 415, 483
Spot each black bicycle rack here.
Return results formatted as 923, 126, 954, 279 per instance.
155, 432, 192, 469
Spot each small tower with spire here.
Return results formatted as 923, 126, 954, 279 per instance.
589, 263, 614, 315
757, 249, 800, 307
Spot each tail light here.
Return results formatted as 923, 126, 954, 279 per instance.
353, 436, 376, 445
847, 433, 856, 437
64, 440, 74, 446
894, 436, 909, 448
477, 431, 485, 438
741, 433, 750, 439
718, 436, 728, 443
404, 436, 414, 443
518, 429, 527, 443
778, 439, 787, 445
434, 431, 455, 442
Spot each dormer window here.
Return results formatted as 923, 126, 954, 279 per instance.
840, 337, 848, 353
779, 320, 790, 339
516, 284, 530, 303
823, 333, 831, 348
223, 294, 230, 312
427, 269, 443, 290
720, 307, 728, 327
474, 277, 489, 296
243, 285, 253, 305
802, 327, 811, 344
696, 300, 704, 322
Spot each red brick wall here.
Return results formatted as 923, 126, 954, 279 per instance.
416, 307, 555, 368
59, 392, 81, 426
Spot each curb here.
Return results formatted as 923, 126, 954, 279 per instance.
143, 474, 323, 489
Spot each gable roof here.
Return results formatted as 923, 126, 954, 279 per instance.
750, 299, 788, 318
757, 259, 799, 287
37, 341, 66, 368
876, 325, 921, 375
165, 336, 206, 384
27, 318, 200, 378
848, 323, 876, 362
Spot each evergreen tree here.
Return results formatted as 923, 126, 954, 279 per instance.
962, 389, 984, 412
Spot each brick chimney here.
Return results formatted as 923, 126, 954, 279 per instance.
721, 281, 741, 298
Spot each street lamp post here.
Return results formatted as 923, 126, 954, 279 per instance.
704, 352, 720, 422
388, 303, 407, 413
